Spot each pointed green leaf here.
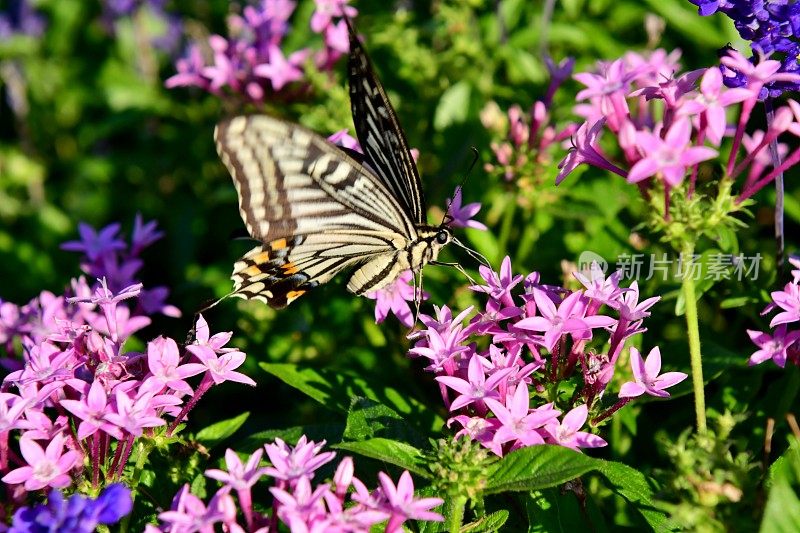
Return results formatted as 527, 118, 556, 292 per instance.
334, 438, 428, 477
194, 412, 250, 449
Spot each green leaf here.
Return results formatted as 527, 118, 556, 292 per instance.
484, 446, 671, 530
343, 397, 426, 447
235, 424, 345, 452
462, 510, 510, 532
761, 438, 800, 533
259, 363, 443, 432
334, 438, 428, 477
527, 488, 603, 532
434, 80, 472, 130
194, 412, 250, 449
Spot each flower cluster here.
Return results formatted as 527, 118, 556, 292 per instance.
747, 257, 800, 368
482, 57, 577, 184
9, 483, 132, 533
409, 258, 686, 456
0, 0, 45, 39
556, 48, 800, 208
166, 0, 356, 103
147, 435, 443, 533
688, 0, 800, 97
0, 218, 253, 513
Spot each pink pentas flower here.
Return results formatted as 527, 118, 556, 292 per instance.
327, 129, 361, 152
4, 341, 74, 387
747, 326, 800, 368
365, 270, 426, 328
678, 67, 754, 145
543, 404, 607, 451
264, 436, 336, 485
1, 433, 80, 491
157, 485, 236, 532
146, 336, 205, 395
574, 263, 624, 307
721, 49, 800, 98
613, 281, 660, 321
191, 314, 234, 354
376, 470, 444, 533
627, 118, 718, 187
188, 345, 256, 387
253, 45, 308, 91
408, 323, 470, 375
435, 354, 512, 412
104, 387, 170, 437
618, 346, 687, 398
574, 58, 638, 131
470, 256, 523, 307
0, 392, 34, 433
270, 476, 330, 530
310, 0, 357, 33
557, 118, 627, 184
769, 282, 800, 327
515, 289, 615, 353
205, 448, 268, 491
484, 383, 559, 451
445, 189, 488, 231
60, 379, 124, 440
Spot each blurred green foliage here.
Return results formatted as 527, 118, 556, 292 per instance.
2, 0, 799, 529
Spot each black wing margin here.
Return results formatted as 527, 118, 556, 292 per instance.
346, 20, 426, 224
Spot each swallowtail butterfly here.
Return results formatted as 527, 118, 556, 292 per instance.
214, 22, 459, 308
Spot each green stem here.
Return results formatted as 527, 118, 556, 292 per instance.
497, 192, 517, 259
445, 495, 467, 533
681, 243, 707, 434
119, 440, 152, 533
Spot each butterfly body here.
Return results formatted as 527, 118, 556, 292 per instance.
215, 23, 451, 309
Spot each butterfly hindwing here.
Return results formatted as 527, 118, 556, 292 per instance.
347, 22, 426, 224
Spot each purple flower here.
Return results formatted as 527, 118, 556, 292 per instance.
156, 485, 236, 532
60, 379, 124, 440
769, 282, 800, 327
310, 0, 357, 33
747, 326, 800, 367
626, 118, 718, 187
365, 270, 426, 328
188, 345, 255, 387
9, 483, 132, 533
60, 223, 126, 262
445, 189, 487, 230
618, 347, 687, 398
376, 470, 444, 533
556, 118, 627, 184
327, 129, 361, 152
543, 404, 607, 451
253, 45, 308, 91
146, 336, 206, 395
2, 433, 80, 491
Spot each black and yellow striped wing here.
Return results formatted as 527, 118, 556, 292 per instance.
215, 115, 419, 308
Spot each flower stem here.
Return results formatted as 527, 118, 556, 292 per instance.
119, 440, 152, 533
681, 243, 706, 433
445, 495, 467, 533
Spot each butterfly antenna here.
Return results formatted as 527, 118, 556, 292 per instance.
412, 269, 425, 329
184, 291, 235, 345
440, 147, 481, 227
452, 237, 493, 270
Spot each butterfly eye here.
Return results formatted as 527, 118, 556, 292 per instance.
436, 229, 450, 245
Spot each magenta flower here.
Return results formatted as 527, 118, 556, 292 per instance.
104, 388, 169, 437
627, 118, 717, 187
310, 0, 357, 33
618, 347, 687, 398
2, 433, 80, 491
470, 256, 523, 307
146, 336, 205, 395
60, 379, 124, 440
484, 383, 559, 450
0, 392, 34, 433
60, 222, 126, 261
556, 118, 627, 184
377, 471, 444, 533
205, 448, 268, 491
191, 314, 234, 354
327, 129, 361, 152
188, 345, 256, 387
264, 436, 336, 485
157, 485, 236, 532
679, 67, 754, 145
435, 354, 511, 411
365, 270, 426, 328
270, 476, 330, 530
747, 326, 800, 368
253, 45, 308, 91
769, 283, 800, 327
515, 290, 615, 352
544, 404, 607, 451
613, 281, 660, 322
446, 189, 487, 230
574, 264, 624, 306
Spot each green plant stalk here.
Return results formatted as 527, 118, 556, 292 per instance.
682, 242, 707, 434
445, 495, 467, 533
119, 440, 152, 533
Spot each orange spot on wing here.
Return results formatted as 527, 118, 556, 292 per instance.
281, 262, 299, 275
286, 290, 306, 303
244, 265, 263, 276
253, 251, 270, 264
270, 238, 287, 250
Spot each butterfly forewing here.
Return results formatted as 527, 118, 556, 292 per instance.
347, 23, 426, 224
216, 115, 419, 307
